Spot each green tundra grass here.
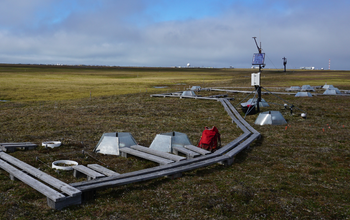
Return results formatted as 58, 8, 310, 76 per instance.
0, 64, 349, 219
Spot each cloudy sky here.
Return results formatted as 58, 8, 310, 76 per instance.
0, 0, 349, 69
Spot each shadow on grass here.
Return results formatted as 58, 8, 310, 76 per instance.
234, 135, 264, 164
187, 164, 227, 177
95, 177, 173, 201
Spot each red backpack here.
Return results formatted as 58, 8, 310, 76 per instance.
197, 126, 221, 152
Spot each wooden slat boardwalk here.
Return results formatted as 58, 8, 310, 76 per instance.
130, 145, 186, 162
0, 152, 82, 210
150, 92, 234, 101
184, 145, 211, 155
0, 96, 261, 210
0, 152, 81, 197
172, 146, 201, 159
209, 88, 297, 95
87, 164, 120, 176
0, 142, 38, 153
0, 159, 67, 201
119, 147, 175, 165
70, 98, 260, 200
72, 165, 106, 180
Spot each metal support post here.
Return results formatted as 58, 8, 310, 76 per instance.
255, 85, 261, 112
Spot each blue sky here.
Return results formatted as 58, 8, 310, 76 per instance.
144, 0, 233, 22
0, 0, 349, 69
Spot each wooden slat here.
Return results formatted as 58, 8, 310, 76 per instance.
0, 159, 66, 202
184, 145, 211, 155
0, 144, 37, 148
0, 143, 38, 152
130, 145, 186, 162
150, 93, 221, 101
0, 142, 34, 146
119, 148, 175, 165
72, 165, 105, 179
172, 146, 200, 159
87, 164, 120, 176
211, 88, 296, 96
0, 152, 81, 197
0, 145, 38, 153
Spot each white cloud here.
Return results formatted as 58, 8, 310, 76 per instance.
0, 0, 349, 69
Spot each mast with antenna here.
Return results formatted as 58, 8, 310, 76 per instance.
251, 37, 265, 112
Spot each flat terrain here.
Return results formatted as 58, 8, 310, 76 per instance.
0, 65, 349, 219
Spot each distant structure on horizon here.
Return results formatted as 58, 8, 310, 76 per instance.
300, 67, 315, 70
282, 57, 287, 72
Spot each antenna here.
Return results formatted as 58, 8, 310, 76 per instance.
252, 37, 261, 53
328, 59, 331, 70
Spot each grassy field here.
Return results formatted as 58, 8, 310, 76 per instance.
0, 65, 349, 219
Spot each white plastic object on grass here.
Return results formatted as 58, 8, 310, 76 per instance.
42, 141, 61, 148
301, 113, 307, 119
52, 160, 78, 170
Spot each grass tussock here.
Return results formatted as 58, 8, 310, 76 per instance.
0, 65, 349, 219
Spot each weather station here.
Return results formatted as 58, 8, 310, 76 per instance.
251, 36, 265, 112
238, 37, 307, 122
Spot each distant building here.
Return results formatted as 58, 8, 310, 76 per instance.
300, 67, 315, 70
